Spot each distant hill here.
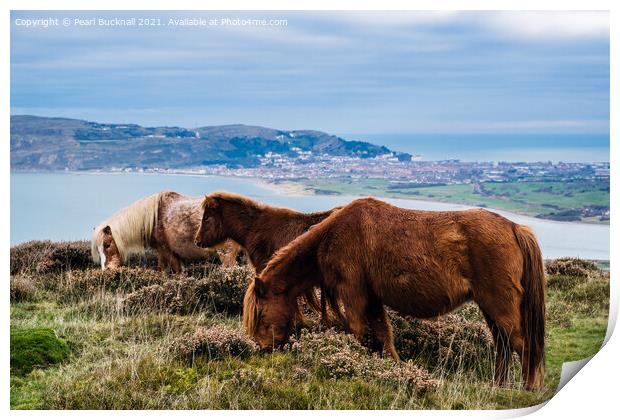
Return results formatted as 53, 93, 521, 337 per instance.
10, 115, 411, 171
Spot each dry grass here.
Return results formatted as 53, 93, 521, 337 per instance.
9, 245, 610, 409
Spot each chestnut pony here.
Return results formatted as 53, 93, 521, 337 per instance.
194, 191, 342, 319
243, 197, 546, 390
92, 191, 240, 273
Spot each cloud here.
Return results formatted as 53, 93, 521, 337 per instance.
476, 11, 609, 41
10, 11, 609, 134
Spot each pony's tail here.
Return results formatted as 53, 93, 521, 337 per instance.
514, 224, 546, 390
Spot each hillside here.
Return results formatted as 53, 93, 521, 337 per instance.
10, 115, 411, 171
10, 241, 609, 409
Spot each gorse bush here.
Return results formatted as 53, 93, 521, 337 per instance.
10, 240, 93, 275
289, 328, 438, 392
171, 326, 258, 360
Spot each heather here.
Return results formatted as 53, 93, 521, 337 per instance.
10, 241, 609, 409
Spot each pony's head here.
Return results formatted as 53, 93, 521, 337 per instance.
243, 276, 296, 351
91, 193, 160, 269
91, 225, 122, 270
195, 195, 227, 248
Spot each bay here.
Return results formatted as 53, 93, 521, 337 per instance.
10, 172, 609, 260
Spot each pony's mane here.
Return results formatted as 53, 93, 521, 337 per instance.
204, 191, 266, 211
242, 280, 259, 335
204, 191, 340, 222
91, 193, 161, 263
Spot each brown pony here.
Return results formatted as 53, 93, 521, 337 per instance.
92, 191, 241, 273
194, 191, 342, 319
243, 197, 546, 390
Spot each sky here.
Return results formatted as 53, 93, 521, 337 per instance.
10, 11, 610, 135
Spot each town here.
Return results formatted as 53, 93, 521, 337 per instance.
123, 151, 609, 223
138, 150, 610, 186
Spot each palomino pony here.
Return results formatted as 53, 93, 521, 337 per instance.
243, 197, 546, 390
92, 191, 241, 272
194, 191, 342, 320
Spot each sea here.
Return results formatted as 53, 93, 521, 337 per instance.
340, 134, 610, 162
10, 172, 609, 260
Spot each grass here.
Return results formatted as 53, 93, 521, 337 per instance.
293, 178, 609, 223
9, 241, 610, 410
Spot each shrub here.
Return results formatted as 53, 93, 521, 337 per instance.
182, 262, 220, 279
392, 313, 495, 376
123, 266, 253, 315
374, 359, 439, 390
123, 278, 197, 315
125, 250, 159, 270
10, 276, 38, 303
10, 240, 92, 275
171, 326, 258, 360
289, 328, 438, 392
57, 268, 169, 303
545, 257, 600, 279
10, 328, 70, 375
195, 266, 253, 313
10, 241, 54, 274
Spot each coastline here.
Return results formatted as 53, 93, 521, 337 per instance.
11, 169, 609, 227
260, 178, 609, 227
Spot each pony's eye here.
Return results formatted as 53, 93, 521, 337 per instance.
104, 243, 110, 249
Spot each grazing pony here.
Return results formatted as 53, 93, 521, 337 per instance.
92, 191, 240, 272
194, 191, 342, 320
243, 197, 546, 390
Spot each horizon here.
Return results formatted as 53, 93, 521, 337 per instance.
11, 11, 609, 136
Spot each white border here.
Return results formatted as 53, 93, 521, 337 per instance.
2, 1, 616, 419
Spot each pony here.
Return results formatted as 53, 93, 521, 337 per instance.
92, 191, 241, 272
243, 197, 546, 390
194, 191, 342, 320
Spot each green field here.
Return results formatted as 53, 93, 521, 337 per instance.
10, 242, 609, 409
292, 178, 609, 223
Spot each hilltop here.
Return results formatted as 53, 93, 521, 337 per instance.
10, 115, 411, 171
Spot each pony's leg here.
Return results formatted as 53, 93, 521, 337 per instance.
482, 311, 511, 387
366, 298, 399, 361
169, 253, 183, 275
477, 294, 527, 388
335, 282, 368, 343
217, 243, 236, 268
156, 249, 171, 273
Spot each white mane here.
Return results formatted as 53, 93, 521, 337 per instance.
91, 193, 160, 263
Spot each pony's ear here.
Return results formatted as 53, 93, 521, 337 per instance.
254, 276, 266, 298
102, 225, 112, 235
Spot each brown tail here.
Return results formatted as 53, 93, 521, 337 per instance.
513, 224, 546, 389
